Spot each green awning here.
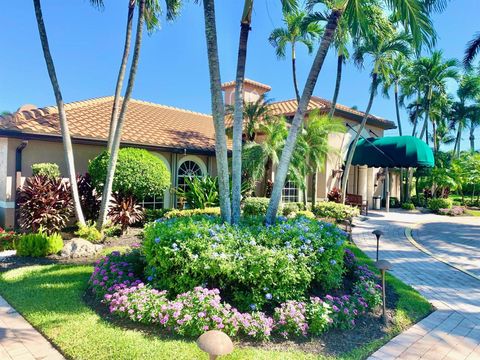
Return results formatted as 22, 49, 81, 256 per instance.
351, 136, 434, 168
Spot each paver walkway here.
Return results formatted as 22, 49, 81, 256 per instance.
0, 295, 64, 360
413, 216, 480, 277
352, 210, 480, 360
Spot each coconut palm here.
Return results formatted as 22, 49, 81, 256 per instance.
464, 32, 480, 68
265, 0, 438, 224
269, 8, 323, 102
412, 51, 458, 150
382, 54, 411, 136
340, 31, 412, 202
290, 111, 345, 206
33, 0, 86, 225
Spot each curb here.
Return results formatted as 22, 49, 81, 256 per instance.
404, 226, 480, 282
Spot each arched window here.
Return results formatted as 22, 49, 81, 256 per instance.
177, 160, 205, 208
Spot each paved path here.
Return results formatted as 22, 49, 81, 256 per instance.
0, 295, 64, 360
352, 210, 480, 360
413, 216, 480, 277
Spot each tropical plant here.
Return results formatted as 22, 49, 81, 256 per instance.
341, 31, 412, 202
31, 163, 60, 179
464, 32, 480, 68
269, 7, 323, 102
75, 222, 104, 243
107, 193, 144, 233
176, 176, 219, 209
32, 0, 85, 225
17, 175, 73, 234
89, 148, 170, 201
266, 0, 439, 224
77, 173, 101, 221
15, 229, 63, 257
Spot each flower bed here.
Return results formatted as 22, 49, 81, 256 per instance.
89, 244, 382, 341
143, 216, 347, 310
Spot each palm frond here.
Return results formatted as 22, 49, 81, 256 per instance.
464, 32, 480, 68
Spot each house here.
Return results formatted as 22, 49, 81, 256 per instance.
0, 79, 397, 227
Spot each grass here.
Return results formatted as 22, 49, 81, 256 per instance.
0, 246, 432, 360
466, 209, 480, 217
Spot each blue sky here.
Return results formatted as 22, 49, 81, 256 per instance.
1, 1, 479, 150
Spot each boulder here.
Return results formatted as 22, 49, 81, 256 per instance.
61, 238, 103, 258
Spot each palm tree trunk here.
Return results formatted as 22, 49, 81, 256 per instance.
328, 54, 343, 118
454, 126, 462, 157
311, 169, 318, 207
33, 0, 85, 226
231, 1, 253, 224
411, 92, 421, 136
265, 9, 343, 224
470, 123, 475, 152
419, 99, 430, 144
202, 0, 232, 223
292, 44, 300, 103
97, 0, 145, 229
341, 73, 378, 203
107, 0, 136, 153
394, 81, 402, 136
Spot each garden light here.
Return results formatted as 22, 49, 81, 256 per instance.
375, 259, 392, 325
197, 330, 234, 360
372, 230, 384, 261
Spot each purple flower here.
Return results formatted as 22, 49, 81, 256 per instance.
154, 237, 160, 244
265, 293, 272, 300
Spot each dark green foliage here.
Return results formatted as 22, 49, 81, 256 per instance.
242, 197, 274, 216
401, 202, 415, 210
15, 230, 63, 257
144, 208, 170, 223
176, 176, 219, 209
31, 163, 60, 179
17, 175, 73, 234
108, 193, 144, 233
88, 148, 170, 199
427, 198, 453, 212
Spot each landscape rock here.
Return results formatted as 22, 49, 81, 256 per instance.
61, 238, 103, 258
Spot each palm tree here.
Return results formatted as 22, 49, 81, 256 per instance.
242, 117, 288, 194
340, 31, 411, 202
269, 8, 323, 102
413, 51, 458, 150
464, 32, 480, 68
382, 54, 411, 136
265, 0, 437, 224
290, 111, 345, 206
33, 0, 86, 226
202, 0, 232, 223
97, 0, 147, 229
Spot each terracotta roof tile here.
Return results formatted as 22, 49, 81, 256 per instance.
221, 78, 272, 91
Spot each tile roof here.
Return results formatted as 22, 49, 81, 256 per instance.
0, 97, 221, 152
221, 78, 272, 91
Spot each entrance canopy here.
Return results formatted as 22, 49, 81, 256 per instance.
351, 136, 434, 168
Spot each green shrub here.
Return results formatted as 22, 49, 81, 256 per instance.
401, 202, 415, 210
312, 202, 359, 221
176, 176, 219, 209
0, 228, 17, 251
75, 222, 103, 243
163, 207, 220, 219
243, 197, 281, 216
31, 163, 60, 179
295, 210, 316, 219
144, 208, 169, 223
15, 230, 63, 257
88, 148, 170, 199
282, 202, 308, 216
427, 198, 452, 212
102, 223, 122, 237
143, 216, 346, 310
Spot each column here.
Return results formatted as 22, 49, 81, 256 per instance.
366, 167, 374, 209
358, 165, 368, 202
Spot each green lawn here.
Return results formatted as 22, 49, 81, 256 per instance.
0, 246, 432, 360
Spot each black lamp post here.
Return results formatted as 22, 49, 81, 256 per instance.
375, 259, 392, 325
372, 230, 384, 261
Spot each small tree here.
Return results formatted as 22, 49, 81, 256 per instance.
89, 148, 170, 201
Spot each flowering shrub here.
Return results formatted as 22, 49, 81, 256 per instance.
143, 216, 346, 310
354, 280, 383, 309
438, 206, 466, 216
89, 247, 382, 341
0, 228, 17, 251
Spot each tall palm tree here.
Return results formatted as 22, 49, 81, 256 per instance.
269, 8, 323, 102
464, 32, 480, 68
202, 0, 232, 223
340, 31, 411, 202
265, 0, 437, 224
97, 0, 147, 229
413, 51, 458, 150
290, 111, 345, 206
382, 54, 411, 136
33, 0, 86, 225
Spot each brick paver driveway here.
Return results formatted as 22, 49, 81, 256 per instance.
353, 210, 480, 360
413, 216, 480, 277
